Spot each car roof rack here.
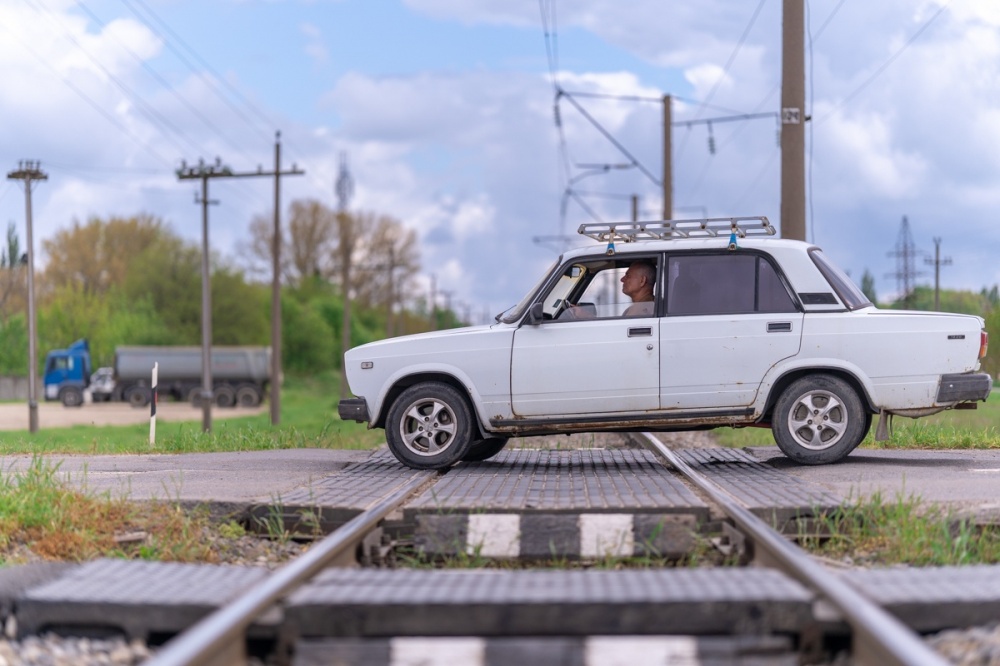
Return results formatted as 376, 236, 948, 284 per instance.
577, 216, 775, 243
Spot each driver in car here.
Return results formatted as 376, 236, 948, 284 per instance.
560, 260, 656, 319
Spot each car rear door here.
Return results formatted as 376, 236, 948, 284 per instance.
659, 252, 803, 410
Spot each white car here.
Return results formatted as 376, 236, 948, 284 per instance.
339, 217, 991, 470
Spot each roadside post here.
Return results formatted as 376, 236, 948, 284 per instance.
150, 362, 158, 447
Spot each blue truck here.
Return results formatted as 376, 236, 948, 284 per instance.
43, 340, 271, 408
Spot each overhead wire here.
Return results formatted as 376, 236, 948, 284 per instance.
816, 0, 953, 124
0, 16, 174, 167
118, 0, 275, 143
22, 0, 204, 158
676, 0, 767, 162
73, 0, 259, 166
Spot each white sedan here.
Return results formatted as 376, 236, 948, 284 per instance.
339, 217, 991, 470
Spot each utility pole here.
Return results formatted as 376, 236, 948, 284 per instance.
6, 161, 45, 434
631, 195, 639, 222
780, 0, 806, 241
177, 145, 304, 433
925, 237, 952, 311
662, 94, 672, 220
336, 153, 355, 401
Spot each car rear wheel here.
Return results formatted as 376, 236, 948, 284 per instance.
771, 375, 866, 465
462, 437, 509, 462
386, 382, 474, 469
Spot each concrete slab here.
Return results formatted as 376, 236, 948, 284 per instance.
283, 568, 813, 638
292, 635, 797, 666
675, 448, 843, 524
844, 565, 1000, 632
404, 449, 708, 559
16, 558, 276, 640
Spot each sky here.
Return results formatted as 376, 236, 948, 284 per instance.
1, 0, 999, 324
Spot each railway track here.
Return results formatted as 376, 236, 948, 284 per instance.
5, 438, 998, 665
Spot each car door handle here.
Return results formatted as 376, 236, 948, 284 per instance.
628, 327, 653, 337
767, 321, 792, 332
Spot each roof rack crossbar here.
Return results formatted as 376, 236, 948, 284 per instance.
577, 216, 775, 243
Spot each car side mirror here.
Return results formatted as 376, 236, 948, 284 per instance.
525, 302, 544, 326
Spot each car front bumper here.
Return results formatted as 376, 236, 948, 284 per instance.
937, 373, 993, 403
338, 397, 370, 422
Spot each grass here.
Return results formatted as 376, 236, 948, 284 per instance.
0, 371, 385, 455
713, 390, 1000, 450
0, 456, 219, 564
800, 490, 1000, 567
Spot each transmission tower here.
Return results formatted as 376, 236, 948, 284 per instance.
885, 215, 924, 309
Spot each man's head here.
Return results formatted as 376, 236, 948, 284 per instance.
621, 261, 656, 301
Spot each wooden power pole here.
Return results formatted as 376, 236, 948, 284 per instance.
6, 161, 46, 434
780, 0, 806, 241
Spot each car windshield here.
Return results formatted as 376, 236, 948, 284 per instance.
498, 258, 560, 323
810, 249, 872, 310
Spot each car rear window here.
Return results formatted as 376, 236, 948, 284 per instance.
667, 253, 797, 316
809, 249, 872, 310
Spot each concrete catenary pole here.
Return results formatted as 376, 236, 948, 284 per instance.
780, 0, 806, 241
6, 161, 46, 434
662, 94, 672, 220
271, 133, 282, 426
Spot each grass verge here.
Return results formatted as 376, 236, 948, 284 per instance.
801, 490, 1000, 567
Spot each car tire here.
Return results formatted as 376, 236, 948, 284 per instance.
60, 387, 83, 408
386, 382, 474, 469
462, 437, 509, 462
771, 375, 866, 465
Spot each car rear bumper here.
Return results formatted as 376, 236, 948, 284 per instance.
937, 373, 992, 403
338, 397, 370, 422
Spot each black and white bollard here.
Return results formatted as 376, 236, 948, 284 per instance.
149, 362, 158, 446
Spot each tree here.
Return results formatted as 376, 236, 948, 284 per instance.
0, 222, 26, 322
41, 214, 163, 296
860, 269, 877, 305
240, 199, 337, 287
349, 213, 420, 336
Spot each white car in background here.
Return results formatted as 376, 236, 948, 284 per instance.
339, 217, 991, 470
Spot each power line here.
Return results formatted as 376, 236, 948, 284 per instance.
817, 0, 953, 124
0, 18, 174, 167
73, 0, 259, 165
119, 0, 274, 142
692, 0, 767, 119
24, 0, 204, 157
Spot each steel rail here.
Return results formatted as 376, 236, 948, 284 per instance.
637, 433, 948, 666
146, 469, 438, 666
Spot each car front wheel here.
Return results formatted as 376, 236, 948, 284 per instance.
386, 382, 474, 469
771, 375, 867, 465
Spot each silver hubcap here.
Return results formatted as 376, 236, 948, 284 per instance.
399, 398, 458, 456
787, 389, 847, 451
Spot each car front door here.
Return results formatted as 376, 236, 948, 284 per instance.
659, 252, 803, 410
511, 258, 660, 417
